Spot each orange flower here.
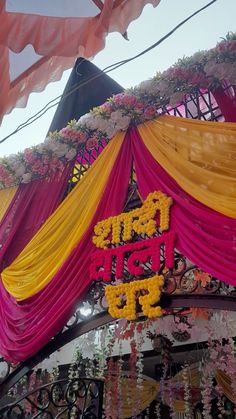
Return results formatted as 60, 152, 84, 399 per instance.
194, 271, 211, 287
191, 307, 209, 320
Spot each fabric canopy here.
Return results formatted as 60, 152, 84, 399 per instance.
0, 0, 160, 122
0, 115, 236, 362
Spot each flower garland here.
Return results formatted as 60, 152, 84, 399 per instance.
182, 363, 193, 419
1, 34, 236, 189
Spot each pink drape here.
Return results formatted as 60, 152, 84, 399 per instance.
1, 127, 236, 363
0, 136, 132, 362
131, 128, 236, 285
0, 165, 72, 270
213, 85, 236, 122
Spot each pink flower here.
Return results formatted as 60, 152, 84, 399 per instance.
0, 165, 10, 178
135, 100, 145, 111
112, 93, 126, 106
86, 137, 98, 150
59, 127, 87, 144
50, 158, 65, 172
3, 176, 14, 187
143, 105, 156, 119
24, 149, 37, 164
99, 102, 113, 113
59, 127, 72, 137
121, 95, 138, 107
216, 40, 236, 53
42, 155, 50, 164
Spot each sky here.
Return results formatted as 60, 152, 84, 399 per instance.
0, 0, 235, 157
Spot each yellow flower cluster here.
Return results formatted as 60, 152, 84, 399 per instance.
93, 219, 112, 248
93, 191, 173, 248
105, 275, 164, 321
143, 191, 173, 233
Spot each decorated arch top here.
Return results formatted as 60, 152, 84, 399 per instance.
0, 33, 236, 189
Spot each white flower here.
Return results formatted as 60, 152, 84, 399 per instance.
95, 117, 110, 132
116, 115, 131, 130
110, 111, 130, 131
110, 110, 123, 123
138, 79, 154, 92
15, 165, 26, 177
76, 330, 96, 359
35, 143, 46, 154
65, 148, 77, 161
44, 138, 58, 152
53, 143, 69, 158
104, 122, 117, 138
76, 113, 92, 127
7, 155, 21, 170
21, 173, 32, 183
191, 51, 205, 62
44, 137, 52, 147
169, 91, 184, 107
204, 60, 218, 76
88, 116, 101, 130
155, 80, 172, 96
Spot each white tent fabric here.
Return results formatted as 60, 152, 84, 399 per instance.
0, 0, 161, 123
5, 0, 100, 17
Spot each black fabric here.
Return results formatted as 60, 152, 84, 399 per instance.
48, 58, 123, 132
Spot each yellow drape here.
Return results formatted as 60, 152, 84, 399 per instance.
0, 187, 17, 222
138, 116, 236, 218
216, 370, 235, 404
169, 366, 235, 412
171, 364, 201, 413
122, 379, 159, 418
2, 132, 125, 300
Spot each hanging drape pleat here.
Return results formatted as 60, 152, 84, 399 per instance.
138, 116, 236, 218
215, 370, 235, 404
0, 165, 73, 271
131, 127, 236, 286
118, 378, 159, 418
2, 132, 125, 300
0, 187, 16, 222
0, 133, 132, 362
213, 86, 236, 123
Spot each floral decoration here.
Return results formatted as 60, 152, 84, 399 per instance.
1, 33, 236, 189
105, 275, 164, 321
92, 191, 172, 249
182, 363, 193, 419
90, 232, 175, 282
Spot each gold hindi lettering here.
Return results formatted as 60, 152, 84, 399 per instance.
105, 275, 164, 321
92, 191, 172, 249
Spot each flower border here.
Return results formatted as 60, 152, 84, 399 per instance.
1, 34, 236, 189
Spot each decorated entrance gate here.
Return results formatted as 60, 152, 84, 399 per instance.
0, 34, 236, 418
